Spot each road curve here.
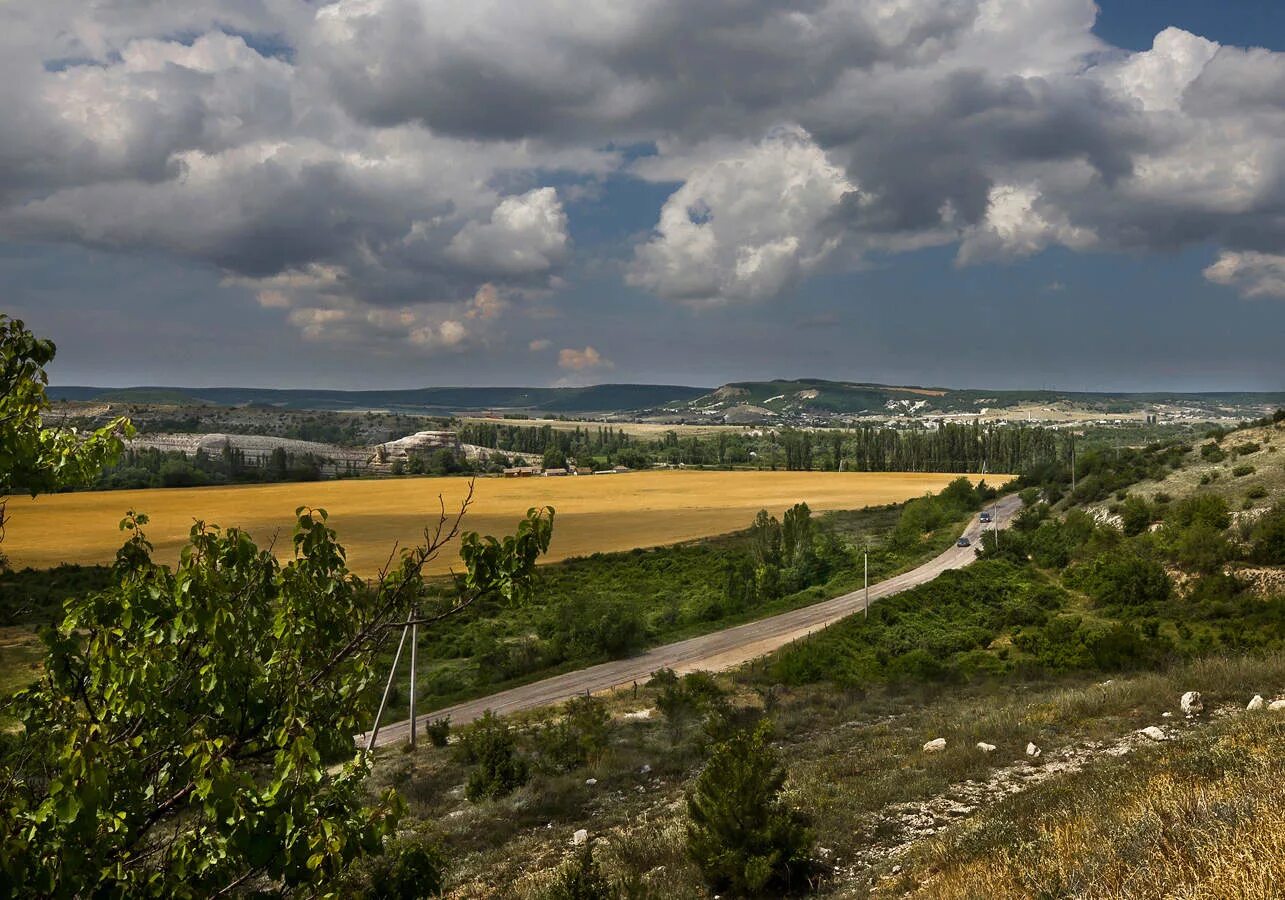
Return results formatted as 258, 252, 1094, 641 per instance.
364, 494, 1021, 747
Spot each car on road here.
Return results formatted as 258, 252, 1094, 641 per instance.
956, 536, 971, 547
979, 512, 992, 523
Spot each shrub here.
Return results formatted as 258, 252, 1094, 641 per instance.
1250, 505, 1285, 565
1232, 465, 1256, 478
426, 717, 451, 748
1175, 523, 1232, 575
356, 833, 446, 899
543, 842, 612, 900
1169, 494, 1231, 531
1246, 486, 1268, 500
1072, 552, 1172, 608
459, 712, 530, 801
535, 695, 612, 772
1119, 496, 1154, 536
686, 720, 812, 897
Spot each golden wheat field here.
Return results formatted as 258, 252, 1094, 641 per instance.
3, 470, 993, 576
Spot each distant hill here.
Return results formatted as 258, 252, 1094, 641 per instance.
47, 383, 710, 415
49, 378, 1285, 423
664, 379, 1285, 422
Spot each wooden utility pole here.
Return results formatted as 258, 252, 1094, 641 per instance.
366, 609, 414, 752
864, 550, 869, 619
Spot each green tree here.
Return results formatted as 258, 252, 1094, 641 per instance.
0, 315, 131, 561
1250, 503, 1285, 565
459, 711, 530, 802
0, 490, 553, 895
542, 446, 568, 470
686, 720, 812, 896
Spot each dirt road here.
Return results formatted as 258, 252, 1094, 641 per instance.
364, 494, 1021, 747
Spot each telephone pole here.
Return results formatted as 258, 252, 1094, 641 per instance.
864, 549, 869, 619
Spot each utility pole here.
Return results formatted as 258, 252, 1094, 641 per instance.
1070, 433, 1077, 495
365, 609, 413, 753
864, 549, 869, 619
408, 605, 418, 749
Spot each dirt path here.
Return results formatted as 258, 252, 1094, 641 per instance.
363, 495, 1021, 747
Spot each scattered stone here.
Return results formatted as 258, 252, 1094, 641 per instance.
891, 865, 902, 875
622, 708, 654, 721
1270, 699, 1285, 711
923, 738, 947, 753
585, 778, 597, 786
1026, 742, 1041, 758
1099, 680, 1114, 687
1181, 691, 1204, 717
639, 764, 652, 775
1140, 726, 1167, 741
572, 829, 588, 846
1162, 712, 1172, 718
1248, 695, 1265, 710
976, 742, 997, 753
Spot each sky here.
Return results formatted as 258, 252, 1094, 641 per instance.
3, 0, 1285, 393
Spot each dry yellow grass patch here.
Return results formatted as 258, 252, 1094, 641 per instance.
913, 713, 1285, 900
2, 470, 991, 576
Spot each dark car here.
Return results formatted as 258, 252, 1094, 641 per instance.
979, 512, 992, 524
956, 537, 971, 548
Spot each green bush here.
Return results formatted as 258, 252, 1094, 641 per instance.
355, 833, 446, 899
686, 720, 812, 897
1169, 494, 1231, 530
459, 712, 530, 801
1232, 465, 1255, 478
1200, 443, 1227, 463
535, 695, 612, 772
426, 717, 451, 748
1250, 505, 1285, 565
1247, 486, 1268, 500
542, 842, 611, 900
1070, 551, 1172, 608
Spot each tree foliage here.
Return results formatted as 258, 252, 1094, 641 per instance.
686, 719, 812, 896
0, 315, 131, 553
0, 488, 553, 895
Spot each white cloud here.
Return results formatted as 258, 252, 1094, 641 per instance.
528, 338, 552, 352
629, 127, 855, 304
446, 187, 569, 277
1204, 251, 1285, 299
558, 346, 612, 371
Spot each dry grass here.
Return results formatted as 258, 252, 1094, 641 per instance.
1, 471, 988, 576
909, 710, 1285, 899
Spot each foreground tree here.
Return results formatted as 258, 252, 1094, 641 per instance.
0, 314, 131, 560
0, 492, 553, 895
686, 719, 812, 896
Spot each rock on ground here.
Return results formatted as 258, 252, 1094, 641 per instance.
923, 738, 946, 753
1248, 695, 1265, 710
572, 829, 588, 846
1140, 726, 1167, 741
1026, 742, 1041, 758
976, 742, 997, 753
1270, 699, 1285, 711
1180, 691, 1203, 716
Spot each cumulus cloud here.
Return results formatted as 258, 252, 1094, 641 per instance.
558, 346, 612, 371
1204, 252, 1285, 300
528, 338, 552, 352
1, 0, 1284, 332
629, 128, 855, 304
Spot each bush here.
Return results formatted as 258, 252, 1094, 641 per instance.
1169, 494, 1231, 531
1175, 523, 1232, 575
1246, 486, 1268, 500
1250, 505, 1285, 565
356, 834, 446, 899
1232, 465, 1256, 478
1200, 443, 1227, 463
535, 695, 612, 772
1119, 496, 1154, 536
686, 720, 812, 897
1072, 552, 1172, 608
543, 842, 612, 900
459, 711, 530, 801
426, 717, 450, 748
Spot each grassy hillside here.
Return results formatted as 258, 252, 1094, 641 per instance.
47, 383, 710, 414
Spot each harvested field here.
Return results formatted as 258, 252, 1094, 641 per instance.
2, 471, 998, 576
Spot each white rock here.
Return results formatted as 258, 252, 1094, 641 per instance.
891, 865, 903, 875
1026, 742, 1041, 758
1161, 712, 1172, 718
1270, 699, 1285, 711
976, 742, 997, 753
1140, 726, 1167, 741
1247, 695, 1265, 710
1180, 691, 1204, 717
622, 708, 654, 721
1098, 680, 1114, 687
572, 829, 588, 846
923, 738, 947, 753
639, 764, 652, 775
584, 778, 597, 786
